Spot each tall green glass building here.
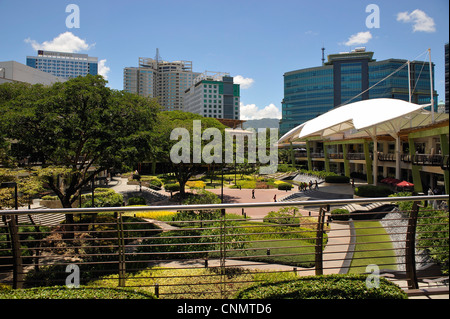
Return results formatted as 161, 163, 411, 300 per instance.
280, 49, 438, 135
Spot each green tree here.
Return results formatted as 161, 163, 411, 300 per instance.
0, 75, 160, 214
156, 111, 226, 197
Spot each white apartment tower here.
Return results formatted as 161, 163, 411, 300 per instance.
123, 51, 200, 111
26, 50, 98, 79
184, 71, 240, 120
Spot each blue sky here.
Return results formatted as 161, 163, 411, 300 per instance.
1, 0, 448, 120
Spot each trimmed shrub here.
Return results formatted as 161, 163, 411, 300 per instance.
164, 183, 180, 192
277, 183, 293, 191
186, 180, 206, 189
235, 274, 407, 299
354, 185, 393, 197
263, 207, 300, 225
331, 208, 350, 221
127, 196, 146, 206
325, 175, 350, 184
0, 286, 155, 299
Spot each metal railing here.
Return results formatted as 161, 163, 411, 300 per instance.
0, 195, 448, 299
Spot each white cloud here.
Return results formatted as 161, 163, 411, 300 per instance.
240, 102, 281, 120
397, 9, 436, 33
344, 31, 372, 46
98, 59, 110, 80
304, 30, 319, 36
234, 75, 254, 89
24, 31, 94, 52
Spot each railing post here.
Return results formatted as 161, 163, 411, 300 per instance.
219, 208, 226, 298
117, 212, 126, 287
315, 205, 327, 275
7, 214, 23, 289
405, 201, 420, 290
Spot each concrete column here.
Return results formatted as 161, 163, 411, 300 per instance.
440, 133, 449, 194
408, 137, 423, 193
306, 140, 312, 171
364, 140, 373, 185
324, 143, 330, 173
372, 138, 378, 185
395, 135, 401, 180
343, 144, 350, 178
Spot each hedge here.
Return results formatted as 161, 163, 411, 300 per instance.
0, 286, 156, 299
235, 274, 407, 299
277, 182, 293, 190
354, 185, 393, 197
325, 175, 350, 183
164, 183, 180, 192
330, 208, 350, 221
127, 196, 146, 206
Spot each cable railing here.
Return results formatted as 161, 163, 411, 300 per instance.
0, 195, 448, 299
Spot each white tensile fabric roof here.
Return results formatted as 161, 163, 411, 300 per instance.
278, 98, 432, 143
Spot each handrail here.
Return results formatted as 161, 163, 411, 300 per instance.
1, 194, 447, 297
1, 195, 448, 216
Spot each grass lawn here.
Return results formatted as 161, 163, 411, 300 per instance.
348, 221, 397, 274
210, 221, 319, 268
226, 238, 316, 268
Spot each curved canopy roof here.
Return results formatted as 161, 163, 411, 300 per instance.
278, 98, 433, 143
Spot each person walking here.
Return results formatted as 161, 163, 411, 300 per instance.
273, 194, 277, 202
252, 189, 255, 199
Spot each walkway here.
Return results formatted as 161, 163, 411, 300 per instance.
109, 176, 353, 275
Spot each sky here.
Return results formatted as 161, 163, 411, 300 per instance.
0, 0, 448, 120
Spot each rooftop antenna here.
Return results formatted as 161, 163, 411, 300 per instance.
155, 48, 162, 63
321, 46, 325, 65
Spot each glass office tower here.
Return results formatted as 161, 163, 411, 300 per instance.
280, 49, 438, 136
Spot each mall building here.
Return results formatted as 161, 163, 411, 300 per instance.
280, 48, 438, 136
278, 98, 449, 195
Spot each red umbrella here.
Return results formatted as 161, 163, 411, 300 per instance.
396, 180, 414, 187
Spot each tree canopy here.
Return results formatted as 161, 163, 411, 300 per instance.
155, 111, 227, 197
0, 75, 161, 209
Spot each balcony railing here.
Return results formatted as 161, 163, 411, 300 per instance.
310, 152, 324, 158
411, 154, 445, 167
0, 195, 448, 299
378, 153, 447, 169
378, 153, 396, 162
346, 153, 369, 161
328, 153, 344, 159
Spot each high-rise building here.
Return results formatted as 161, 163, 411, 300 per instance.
445, 43, 449, 113
123, 52, 200, 111
184, 71, 240, 120
280, 48, 438, 135
26, 50, 98, 79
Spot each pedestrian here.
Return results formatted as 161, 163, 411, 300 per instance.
309, 180, 312, 190
315, 180, 319, 190
273, 194, 277, 202
252, 189, 255, 199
